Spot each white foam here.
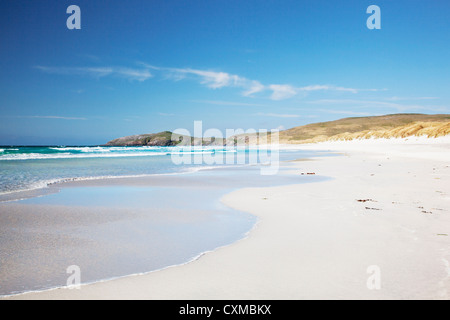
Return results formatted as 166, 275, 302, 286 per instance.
49, 147, 111, 153
0, 147, 246, 161
0, 164, 234, 199
0, 152, 170, 161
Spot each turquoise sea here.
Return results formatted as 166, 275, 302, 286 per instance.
0, 145, 324, 196
0, 146, 219, 195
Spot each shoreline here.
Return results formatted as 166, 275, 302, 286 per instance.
0, 165, 231, 203
0, 152, 324, 297
3, 137, 450, 300
0, 145, 323, 202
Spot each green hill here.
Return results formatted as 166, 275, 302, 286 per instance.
279, 114, 450, 143
105, 114, 450, 146
105, 131, 181, 146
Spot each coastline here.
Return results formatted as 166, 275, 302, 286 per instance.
0, 150, 326, 297
3, 137, 450, 300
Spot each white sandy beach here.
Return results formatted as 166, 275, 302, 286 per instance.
5, 137, 450, 300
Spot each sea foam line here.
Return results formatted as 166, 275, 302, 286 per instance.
0, 152, 170, 161
0, 164, 233, 199
0, 149, 239, 161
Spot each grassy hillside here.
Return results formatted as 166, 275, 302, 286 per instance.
279, 114, 450, 143
105, 131, 224, 146
105, 114, 450, 146
105, 131, 180, 146
315, 121, 450, 142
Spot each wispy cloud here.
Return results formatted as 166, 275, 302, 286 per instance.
35, 62, 382, 100
242, 80, 266, 97
192, 100, 267, 107
255, 112, 301, 118
317, 109, 380, 116
170, 68, 243, 89
35, 65, 153, 82
9, 115, 88, 120
78, 54, 101, 62
139, 63, 378, 100
159, 67, 266, 97
267, 84, 384, 100
269, 84, 299, 100
309, 99, 449, 113
158, 112, 176, 116
167, 68, 372, 100
385, 96, 438, 101
265, 84, 379, 101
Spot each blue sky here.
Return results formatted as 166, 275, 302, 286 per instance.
0, 0, 449, 145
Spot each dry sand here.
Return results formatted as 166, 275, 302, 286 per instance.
5, 137, 450, 300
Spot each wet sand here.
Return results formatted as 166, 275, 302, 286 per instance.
0, 164, 326, 296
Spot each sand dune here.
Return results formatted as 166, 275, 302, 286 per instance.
281, 121, 450, 144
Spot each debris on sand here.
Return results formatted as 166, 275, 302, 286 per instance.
365, 207, 382, 211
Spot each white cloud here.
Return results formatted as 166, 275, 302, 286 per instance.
158, 112, 176, 116
192, 100, 267, 107
298, 85, 359, 94
35, 62, 382, 100
161, 67, 269, 98
242, 80, 266, 97
298, 85, 331, 92
268, 84, 299, 100
35, 65, 153, 82
331, 86, 359, 94
15, 115, 87, 120
255, 112, 301, 118
114, 67, 152, 82
266, 84, 363, 101
167, 68, 242, 89
386, 96, 438, 101
309, 99, 449, 113
317, 109, 378, 116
